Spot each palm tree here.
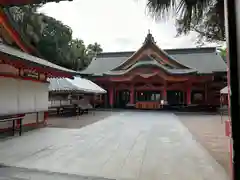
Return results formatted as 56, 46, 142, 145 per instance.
87, 43, 103, 56
146, 0, 225, 42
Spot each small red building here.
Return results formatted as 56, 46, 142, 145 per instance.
81, 32, 227, 110
0, 8, 77, 132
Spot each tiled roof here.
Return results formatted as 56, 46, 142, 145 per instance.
81, 47, 227, 75
104, 57, 197, 75
0, 43, 78, 74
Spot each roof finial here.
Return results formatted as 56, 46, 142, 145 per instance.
144, 29, 156, 44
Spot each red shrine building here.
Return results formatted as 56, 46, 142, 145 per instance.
81, 32, 227, 110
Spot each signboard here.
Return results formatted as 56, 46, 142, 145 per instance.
21, 69, 39, 79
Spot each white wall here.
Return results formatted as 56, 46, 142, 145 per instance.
0, 77, 49, 115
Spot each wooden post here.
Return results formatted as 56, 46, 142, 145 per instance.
109, 87, 114, 108
43, 112, 48, 126
162, 83, 167, 101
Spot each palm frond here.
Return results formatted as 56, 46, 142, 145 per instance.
147, 0, 210, 21
147, 0, 176, 19
146, 0, 225, 42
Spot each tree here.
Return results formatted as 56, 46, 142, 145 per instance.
146, 0, 225, 43
85, 42, 103, 66
4, 5, 103, 70
68, 39, 88, 70
87, 42, 103, 56
219, 48, 226, 58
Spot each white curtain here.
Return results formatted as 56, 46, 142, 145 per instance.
0, 78, 18, 115
0, 77, 49, 115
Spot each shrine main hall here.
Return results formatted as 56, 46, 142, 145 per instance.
81, 32, 227, 110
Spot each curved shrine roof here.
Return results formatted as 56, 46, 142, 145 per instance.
104, 56, 197, 76
81, 47, 227, 76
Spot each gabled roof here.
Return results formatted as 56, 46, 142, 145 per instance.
113, 32, 190, 71
81, 36, 227, 76
104, 55, 197, 76
48, 77, 106, 94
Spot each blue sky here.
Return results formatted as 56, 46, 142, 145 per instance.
39, 0, 212, 52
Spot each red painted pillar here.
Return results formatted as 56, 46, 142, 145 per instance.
130, 85, 135, 104
16, 114, 24, 128
43, 112, 48, 126
205, 83, 208, 104
162, 84, 167, 101
109, 87, 114, 108
187, 84, 191, 105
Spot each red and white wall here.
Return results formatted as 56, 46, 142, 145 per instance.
0, 76, 49, 131
0, 112, 45, 131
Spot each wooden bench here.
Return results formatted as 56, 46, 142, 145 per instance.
0, 114, 25, 136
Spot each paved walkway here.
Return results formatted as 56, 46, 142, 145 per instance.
0, 112, 229, 180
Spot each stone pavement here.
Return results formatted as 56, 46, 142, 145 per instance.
0, 111, 229, 180
0, 166, 113, 180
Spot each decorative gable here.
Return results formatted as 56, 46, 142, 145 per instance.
113, 31, 190, 71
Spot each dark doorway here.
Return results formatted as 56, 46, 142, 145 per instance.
167, 91, 184, 105
135, 91, 161, 102
191, 90, 205, 105
99, 90, 109, 108
116, 90, 130, 108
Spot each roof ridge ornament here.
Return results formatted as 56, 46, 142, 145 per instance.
144, 29, 156, 44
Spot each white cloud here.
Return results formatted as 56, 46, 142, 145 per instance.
39, 0, 201, 52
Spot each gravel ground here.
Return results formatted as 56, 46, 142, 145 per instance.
177, 113, 231, 176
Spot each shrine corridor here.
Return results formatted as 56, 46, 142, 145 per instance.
0, 112, 228, 180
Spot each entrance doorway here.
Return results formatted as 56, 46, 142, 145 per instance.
136, 91, 161, 102
167, 90, 184, 105
100, 92, 109, 108
116, 90, 130, 108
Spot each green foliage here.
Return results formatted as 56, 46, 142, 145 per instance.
146, 0, 225, 43
219, 48, 226, 58
5, 5, 102, 70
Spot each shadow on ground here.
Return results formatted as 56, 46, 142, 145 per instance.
47, 111, 116, 129
0, 165, 114, 180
